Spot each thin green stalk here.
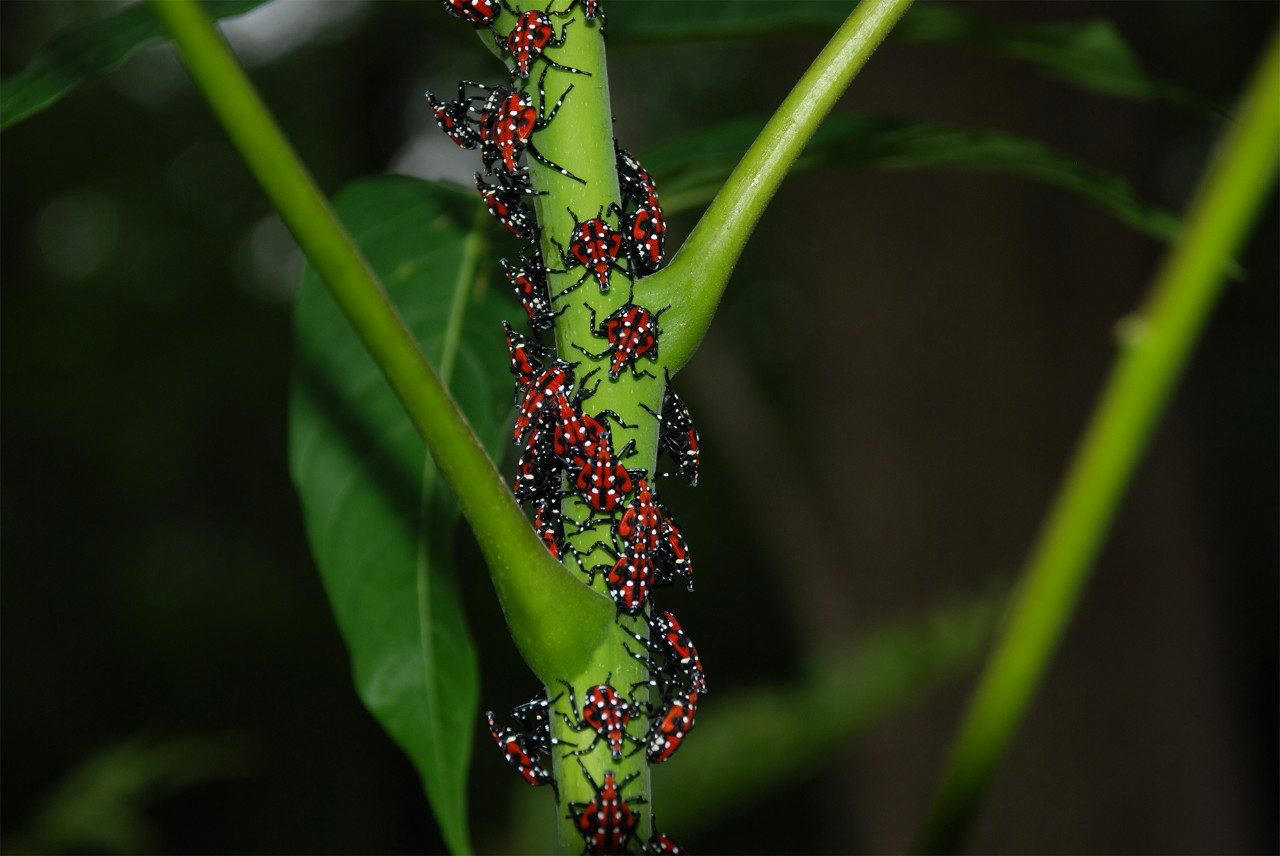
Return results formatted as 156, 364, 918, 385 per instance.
645, 0, 915, 373
150, 0, 613, 684
914, 30, 1280, 854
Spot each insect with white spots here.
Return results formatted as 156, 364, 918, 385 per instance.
566, 758, 646, 855
501, 5, 588, 78
557, 678, 640, 761
478, 66, 583, 184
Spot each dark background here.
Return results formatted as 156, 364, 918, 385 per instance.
2, 1, 1276, 853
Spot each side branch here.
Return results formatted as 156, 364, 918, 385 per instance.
645, 0, 915, 373
151, 0, 613, 684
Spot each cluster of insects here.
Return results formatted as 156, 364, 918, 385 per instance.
435, 2, 698, 852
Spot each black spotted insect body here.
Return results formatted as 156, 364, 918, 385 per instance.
566, 759, 645, 855
644, 378, 701, 486
442, 0, 508, 28
533, 495, 568, 559
575, 302, 664, 379
642, 831, 684, 855
502, 254, 562, 334
425, 84, 483, 149
645, 690, 698, 764
513, 424, 561, 503
654, 502, 693, 592
514, 360, 579, 442
558, 679, 637, 761
476, 172, 540, 240
552, 207, 628, 297
485, 710, 553, 787
479, 67, 583, 183
623, 202, 666, 275
569, 426, 633, 514
502, 7, 587, 78
615, 476, 661, 554
503, 320, 550, 393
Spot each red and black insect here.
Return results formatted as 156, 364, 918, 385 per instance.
615, 145, 657, 210
513, 360, 580, 442
642, 831, 684, 855
442, 0, 509, 28
503, 320, 551, 392
425, 84, 483, 149
568, 425, 633, 513
551, 207, 629, 298
644, 690, 698, 764
478, 67, 583, 183
566, 759, 645, 855
485, 709, 554, 788
573, 0, 606, 34
533, 495, 568, 558
511, 690, 565, 754
513, 425, 561, 503
476, 171, 540, 241
622, 201, 667, 275
574, 301, 664, 379
583, 539, 653, 615
643, 377, 700, 486
615, 476, 661, 554
557, 679, 637, 761
501, 6, 587, 78
502, 253, 562, 334
654, 502, 693, 593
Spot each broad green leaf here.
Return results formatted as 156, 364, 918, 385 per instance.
500, 594, 998, 852
647, 113, 1182, 245
609, 2, 1203, 110
0, 0, 267, 131
289, 176, 509, 855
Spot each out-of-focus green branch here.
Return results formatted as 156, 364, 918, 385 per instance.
914, 29, 1280, 854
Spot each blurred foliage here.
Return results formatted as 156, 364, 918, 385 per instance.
6, 733, 253, 854
652, 113, 1181, 243
0, 0, 263, 129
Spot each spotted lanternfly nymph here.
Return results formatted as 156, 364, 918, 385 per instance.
502, 254, 562, 334
501, 6, 588, 78
442, 0, 509, 28
425, 84, 483, 150
615, 476, 661, 554
566, 759, 646, 855
573, 0, 607, 34
551, 207, 629, 298
574, 301, 665, 380
654, 502, 693, 592
503, 320, 551, 394
623, 201, 667, 275
642, 374, 701, 486
485, 709, 553, 788
476, 171, 541, 241
513, 360, 580, 442
513, 425, 561, 503
642, 831, 684, 855
532, 495, 567, 558
644, 690, 698, 764
567, 425, 634, 513
557, 679, 637, 761
478, 66, 583, 183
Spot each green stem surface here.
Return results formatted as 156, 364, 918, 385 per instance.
646, 0, 915, 373
914, 30, 1280, 854
150, 0, 613, 685
481, 7, 657, 848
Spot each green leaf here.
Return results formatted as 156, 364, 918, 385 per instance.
289, 176, 509, 855
0, 0, 267, 131
609, 2, 1202, 109
647, 113, 1182, 245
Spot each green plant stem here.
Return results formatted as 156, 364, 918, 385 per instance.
914, 30, 1280, 854
150, 0, 613, 685
478, 8, 657, 849
645, 0, 914, 373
